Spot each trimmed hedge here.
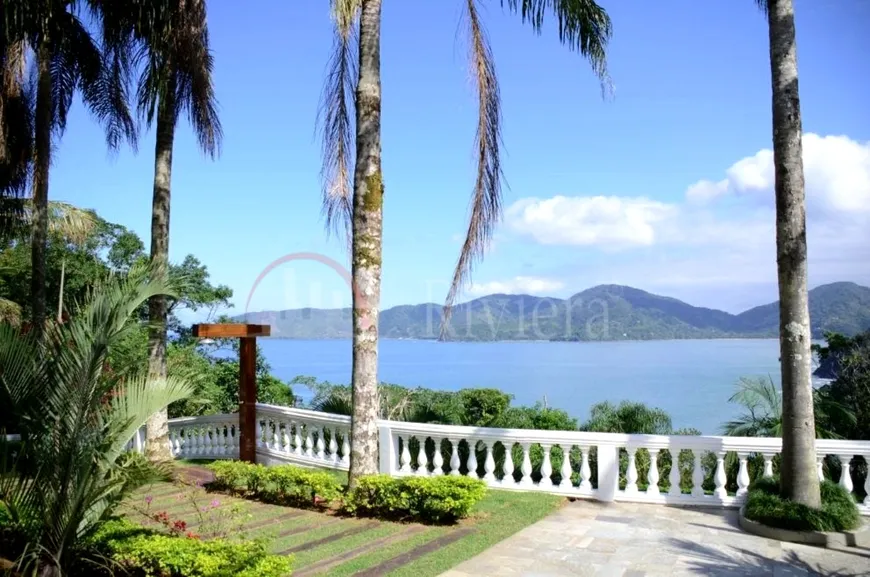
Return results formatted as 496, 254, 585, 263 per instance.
207, 462, 342, 507
343, 474, 487, 523
744, 476, 861, 533
88, 519, 292, 577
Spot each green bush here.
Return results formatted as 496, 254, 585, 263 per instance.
207, 462, 342, 507
744, 477, 860, 532
90, 519, 292, 577
343, 474, 486, 523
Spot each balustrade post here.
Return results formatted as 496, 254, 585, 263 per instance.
668, 447, 682, 497
483, 441, 496, 482
736, 452, 750, 497
449, 438, 461, 476
329, 431, 338, 464
540, 445, 553, 488
341, 430, 351, 467
691, 451, 704, 498
579, 447, 592, 491
282, 422, 291, 454
597, 444, 619, 502
559, 445, 573, 489
713, 452, 727, 498
418, 437, 431, 476
467, 440, 479, 479
838, 455, 853, 493
864, 455, 870, 505
399, 436, 412, 473
502, 443, 515, 486
816, 455, 825, 482
294, 424, 302, 456
431, 438, 444, 475
624, 447, 639, 495
762, 453, 774, 478
520, 443, 533, 487
647, 448, 660, 495
316, 429, 326, 460
378, 424, 396, 474
304, 426, 314, 458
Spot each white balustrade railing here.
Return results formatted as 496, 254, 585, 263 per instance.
153, 405, 870, 516
254, 404, 351, 470
167, 414, 239, 460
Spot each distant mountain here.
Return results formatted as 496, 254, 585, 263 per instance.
237, 282, 870, 341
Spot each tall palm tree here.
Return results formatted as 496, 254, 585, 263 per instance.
0, 266, 193, 576
756, 0, 820, 508
320, 0, 612, 482
0, 42, 32, 239
127, 0, 221, 461
0, 0, 138, 336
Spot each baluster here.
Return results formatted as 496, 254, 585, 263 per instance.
817, 455, 825, 481
668, 448, 682, 496
316, 428, 326, 460
304, 425, 314, 457
271, 420, 280, 450
282, 421, 291, 454
713, 452, 727, 498
229, 425, 238, 458
168, 430, 177, 457
449, 438, 461, 476
329, 429, 338, 463
215, 425, 225, 456
466, 440, 479, 478
341, 431, 350, 466
624, 447, 638, 494
864, 455, 870, 505
294, 423, 303, 455
431, 437, 444, 475
762, 453, 774, 478
559, 445, 573, 489
520, 443, 533, 486
539, 445, 553, 488
195, 427, 204, 456
691, 450, 704, 497
256, 420, 263, 448
502, 442, 515, 486
399, 436, 412, 473
736, 452, 750, 497
647, 449, 660, 495
483, 441, 496, 482
838, 455, 853, 493
205, 426, 214, 456
417, 437, 430, 475
580, 447, 593, 491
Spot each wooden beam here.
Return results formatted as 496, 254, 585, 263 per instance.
192, 323, 271, 338
239, 336, 258, 463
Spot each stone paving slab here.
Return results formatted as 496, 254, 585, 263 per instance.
442, 501, 870, 577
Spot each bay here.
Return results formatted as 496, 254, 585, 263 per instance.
259, 338, 786, 434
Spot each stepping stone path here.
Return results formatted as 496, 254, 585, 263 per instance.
125, 465, 477, 576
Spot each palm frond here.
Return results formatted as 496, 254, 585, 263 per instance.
442, 0, 504, 335
318, 0, 359, 244
0, 41, 33, 217
46, 201, 97, 243
501, 0, 613, 95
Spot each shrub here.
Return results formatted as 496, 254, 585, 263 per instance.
343, 474, 486, 523
744, 476, 860, 532
90, 519, 292, 577
207, 462, 342, 507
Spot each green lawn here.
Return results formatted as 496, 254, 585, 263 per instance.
127, 460, 564, 576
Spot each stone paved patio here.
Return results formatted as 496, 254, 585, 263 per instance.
441, 501, 870, 577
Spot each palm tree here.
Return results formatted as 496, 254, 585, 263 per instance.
320, 0, 612, 483
0, 0, 138, 336
0, 42, 32, 239
122, 0, 221, 461
756, 0, 820, 508
0, 267, 194, 576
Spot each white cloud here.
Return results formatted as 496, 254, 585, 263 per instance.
467, 276, 565, 296
506, 195, 676, 248
686, 134, 870, 214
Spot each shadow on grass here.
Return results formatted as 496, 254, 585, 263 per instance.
667, 537, 865, 577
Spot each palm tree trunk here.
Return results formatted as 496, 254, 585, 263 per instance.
348, 0, 384, 485
145, 81, 177, 462
30, 43, 52, 335
766, 0, 820, 508
57, 258, 65, 323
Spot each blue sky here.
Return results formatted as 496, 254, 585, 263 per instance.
52, 0, 869, 318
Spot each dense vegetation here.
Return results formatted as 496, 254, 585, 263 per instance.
744, 477, 860, 532
240, 282, 870, 341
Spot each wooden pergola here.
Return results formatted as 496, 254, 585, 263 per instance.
191, 323, 270, 463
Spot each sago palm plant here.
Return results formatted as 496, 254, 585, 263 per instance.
0, 266, 194, 576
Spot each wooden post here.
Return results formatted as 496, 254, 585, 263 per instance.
192, 323, 270, 464
239, 336, 257, 462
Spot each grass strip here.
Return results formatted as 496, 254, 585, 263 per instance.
269, 518, 364, 552
293, 525, 426, 577
277, 521, 379, 556
354, 527, 475, 577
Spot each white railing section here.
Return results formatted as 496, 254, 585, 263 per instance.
254, 404, 352, 470
167, 414, 240, 460
157, 405, 870, 516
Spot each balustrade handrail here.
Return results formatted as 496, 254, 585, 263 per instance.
168, 413, 238, 426
256, 403, 352, 426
